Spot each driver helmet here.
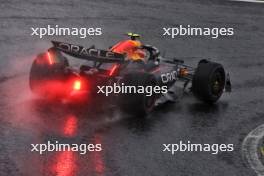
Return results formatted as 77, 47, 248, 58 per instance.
111, 33, 146, 61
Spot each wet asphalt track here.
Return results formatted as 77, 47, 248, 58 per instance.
0, 0, 264, 176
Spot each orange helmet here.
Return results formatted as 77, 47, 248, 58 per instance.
110, 33, 146, 61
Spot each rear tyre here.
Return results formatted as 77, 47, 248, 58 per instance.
119, 72, 157, 116
29, 49, 69, 96
192, 60, 226, 103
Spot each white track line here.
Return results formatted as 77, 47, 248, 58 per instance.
242, 124, 264, 176
232, 0, 264, 3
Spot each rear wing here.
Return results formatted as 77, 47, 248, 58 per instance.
51, 41, 125, 63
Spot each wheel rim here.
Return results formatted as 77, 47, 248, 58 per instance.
211, 71, 225, 96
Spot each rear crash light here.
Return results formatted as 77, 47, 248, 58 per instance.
68, 79, 89, 102
73, 80, 81, 91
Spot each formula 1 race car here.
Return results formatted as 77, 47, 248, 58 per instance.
29, 33, 231, 115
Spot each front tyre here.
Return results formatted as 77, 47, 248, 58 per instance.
192, 61, 226, 103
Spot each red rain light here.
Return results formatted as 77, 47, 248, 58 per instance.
73, 80, 81, 91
